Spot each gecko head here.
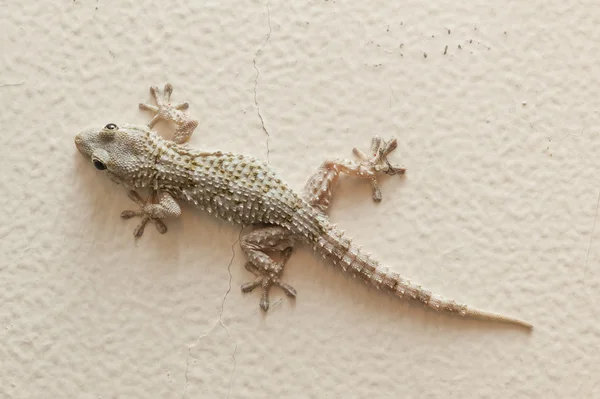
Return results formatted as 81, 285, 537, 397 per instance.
75, 123, 151, 185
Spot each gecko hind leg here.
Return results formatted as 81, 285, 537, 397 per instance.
240, 227, 297, 311
139, 83, 199, 144
302, 136, 406, 211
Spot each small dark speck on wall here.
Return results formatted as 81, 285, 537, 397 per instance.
423, 52, 427, 58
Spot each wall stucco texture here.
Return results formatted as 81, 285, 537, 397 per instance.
2, 1, 599, 398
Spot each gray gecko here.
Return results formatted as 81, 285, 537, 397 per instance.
74, 83, 532, 329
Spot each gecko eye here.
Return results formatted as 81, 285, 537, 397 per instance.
93, 159, 107, 170
104, 123, 118, 130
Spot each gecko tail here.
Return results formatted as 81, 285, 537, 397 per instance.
314, 227, 532, 329
462, 307, 532, 329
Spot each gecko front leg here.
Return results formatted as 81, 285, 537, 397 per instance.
302, 136, 406, 212
139, 83, 199, 144
120, 190, 182, 237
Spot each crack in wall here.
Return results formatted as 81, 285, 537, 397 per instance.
222, 229, 241, 399
226, 342, 238, 399
182, 2, 273, 394
219, 228, 242, 332
182, 229, 242, 398
181, 354, 191, 399
583, 189, 600, 279
0, 81, 25, 88
253, 61, 270, 164
253, 0, 273, 164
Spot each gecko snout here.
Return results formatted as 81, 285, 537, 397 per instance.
74, 131, 93, 158
74, 133, 86, 153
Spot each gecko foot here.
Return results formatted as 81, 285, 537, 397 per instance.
353, 136, 406, 176
139, 83, 191, 127
240, 248, 297, 311
139, 83, 198, 144
352, 136, 406, 201
120, 191, 168, 237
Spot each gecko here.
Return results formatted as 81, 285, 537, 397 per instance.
74, 83, 532, 329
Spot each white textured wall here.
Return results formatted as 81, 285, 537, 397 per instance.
2, 1, 599, 397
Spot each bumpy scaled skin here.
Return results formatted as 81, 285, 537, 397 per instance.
74, 83, 532, 329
